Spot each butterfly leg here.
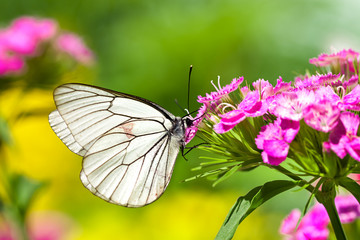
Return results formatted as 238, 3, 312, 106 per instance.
181, 142, 209, 160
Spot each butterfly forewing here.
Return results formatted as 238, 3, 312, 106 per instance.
49, 83, 184, 207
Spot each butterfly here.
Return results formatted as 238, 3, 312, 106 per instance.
49, 83, 194, 207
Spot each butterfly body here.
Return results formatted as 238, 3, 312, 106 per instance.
49, 83, 192, 207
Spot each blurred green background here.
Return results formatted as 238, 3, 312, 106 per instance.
1, 0, 360, 239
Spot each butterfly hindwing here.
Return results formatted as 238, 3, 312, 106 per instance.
49, 83, 183, 207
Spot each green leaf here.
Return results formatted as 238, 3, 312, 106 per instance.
338, 177, 360, 204
9, 174, 44, 215
212, 165, 241, 187
0, 116, 12, 146
215, 180, 299, 240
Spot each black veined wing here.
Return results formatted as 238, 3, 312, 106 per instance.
49, 83, 191, 207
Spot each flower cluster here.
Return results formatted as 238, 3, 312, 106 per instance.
193, 49, 360, 177
192, 49, 360, 240
280, 195, 360, 240
0, 16, 94, 76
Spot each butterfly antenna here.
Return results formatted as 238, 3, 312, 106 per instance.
187, 65, 193, 112
175, 99, 187, 115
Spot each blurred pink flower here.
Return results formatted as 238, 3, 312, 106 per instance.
12, 17, 57, 41
56, 33, 94, 65
349, 173, 360, 183
0, 211, 77, 240
280, 209, 301, 237
317, 73, 341, 86
0, 46, 25, 75
280, 195, 360, 239
28, 211, 77, 240
280, 204, 330, 240
309, 49, 360, 67
335, 195, 360, 223
1, 16, 57, 55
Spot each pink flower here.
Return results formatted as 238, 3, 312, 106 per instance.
281, 195, 360, 240
294, 73, 341, 90
335, 195, 360, 223
238, 90, 268, 117
184, 104, 208, 143
0, 211, 77, 240
343, 75, 358, 90
294, 75, 321, 90
185, 126, 198, 144
0, 45, 25, 75
252, 79, 274, 99
214, 109, 246, 133
255, 119, 299, 165
280, 209, 301, 236
11, 17, 57, 41
56, 33, 94, 65
349, 173, 360, 183
342, 85, 360, 111
303, 100, 340, 132
317, 73, 341, 86
269, 89, 315, 121
1, 16, 57, 55
261, 139, 290, 166
197, 77, 243, 103
309, 49, 360, 67
314, 86, 340, 104
274, 76, 292, 94
280, 204, 330, 240
324, 112, 360, 161
279, 118, 300, 143
240, 86, 250, 97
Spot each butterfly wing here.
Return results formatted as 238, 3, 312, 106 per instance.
49, 83, 182, 207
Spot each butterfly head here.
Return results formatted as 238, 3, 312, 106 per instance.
184, 116, 194, 129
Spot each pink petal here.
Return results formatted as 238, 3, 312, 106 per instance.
343, 85, 360, 110
213, 122, 237, 134
303, 101, 340, 132
279, 209, 301, 235
255, 122, 282, 149
219, 109, 246, 125
346, 137, 360, 161
339, 112, 359, 135
262, 139, 289, 165
56, 33, 94, 65
274, 76, 292, 94
278, 118, 300, 143
335, 195, 360, 223
185, 127, 198, 144
238, 91, 269, 117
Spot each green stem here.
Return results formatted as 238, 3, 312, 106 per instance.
320, 195, 347, 240
272, 166, 347, 239
270, 165, 315, 193
316, 180, 347, 240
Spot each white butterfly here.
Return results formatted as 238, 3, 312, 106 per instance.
49, 83, 193, 207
